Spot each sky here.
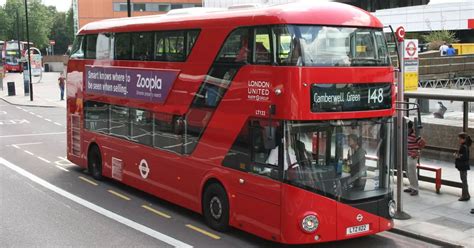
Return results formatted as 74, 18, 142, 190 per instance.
0, 0, 72, 12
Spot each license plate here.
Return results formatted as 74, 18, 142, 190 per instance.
346, 224, 370, 235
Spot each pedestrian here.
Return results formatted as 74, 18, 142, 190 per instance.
404, 121, 422, 196
439, 42, 449, 56
58, 72, 65, 101
454, 132, 471, 201
446, 44, 456, 56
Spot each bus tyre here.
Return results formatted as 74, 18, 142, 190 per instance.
203, 183, 229, 232
88, 145, 103, 180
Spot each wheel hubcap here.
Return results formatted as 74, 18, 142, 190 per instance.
209, 196, 222, 220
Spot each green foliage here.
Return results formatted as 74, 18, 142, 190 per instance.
422, 30, 460, 50
0, 0, 74, 53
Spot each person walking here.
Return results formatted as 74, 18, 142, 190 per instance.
58, 73, 65, 101
454, 132, 471, 201
404, 121, 421, 196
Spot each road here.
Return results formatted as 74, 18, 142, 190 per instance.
0, 101, 440, 248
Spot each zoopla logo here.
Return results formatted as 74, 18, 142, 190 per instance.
136, 74, 162, 92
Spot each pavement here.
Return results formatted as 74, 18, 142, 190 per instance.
1, 71, 473, 247
0, 72, 65, 108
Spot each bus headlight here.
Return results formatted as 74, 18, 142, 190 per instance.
388, 200, 396, 218
301, 214, 319, 233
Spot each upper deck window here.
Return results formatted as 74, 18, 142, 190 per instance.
278, 26, 390, 67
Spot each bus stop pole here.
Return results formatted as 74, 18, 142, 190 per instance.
394, 39, 411, 220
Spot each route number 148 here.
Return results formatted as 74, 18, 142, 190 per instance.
368, 88, 384, 103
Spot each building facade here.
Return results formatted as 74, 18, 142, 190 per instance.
202, 0, 430, 11
75, 0, 202, 30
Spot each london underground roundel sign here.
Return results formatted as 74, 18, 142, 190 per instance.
395, 26, 405, 42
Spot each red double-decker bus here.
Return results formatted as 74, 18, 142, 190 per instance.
2, 40, 31, 72
67, 2, 396, 244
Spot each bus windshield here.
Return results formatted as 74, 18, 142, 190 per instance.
277, 26, 390, 67
283, 118, 393, 202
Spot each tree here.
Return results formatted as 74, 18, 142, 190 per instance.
422, 30, 460, 50
49, 10, 74, 54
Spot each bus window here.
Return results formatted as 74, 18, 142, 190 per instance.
153, 113, 184, 154
222, 119, 281, 180
84, 101, 110, 134
254, 27, 272, 64
132, 32, 153, 61
110, 105, 130, 139
273, 26, 300, 66
85, 34, 98, 59
251, 121, 281, 181
216, 28, 250, 64
96, 33, 114, 60
70, 36, 84, 59
155, 31, 185, 62
222, 123, 251, 171
115, 33, 131, 60
131, 109, 153, 146
187, 30, 200, 57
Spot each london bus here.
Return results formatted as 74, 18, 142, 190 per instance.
3, 40, 24, 72
67, 2, 395, 244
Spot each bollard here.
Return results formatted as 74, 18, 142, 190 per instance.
7, 82, 16, 96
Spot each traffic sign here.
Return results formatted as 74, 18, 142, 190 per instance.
49, 40, 56, 45
395, 26, 405, 42
404, 39, 418, 60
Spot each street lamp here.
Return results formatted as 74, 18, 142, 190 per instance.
24, 0, 33, 101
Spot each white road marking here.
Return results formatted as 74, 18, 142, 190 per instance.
12, 145, 20, 149
37, 157, 51, 163
36, 115, 43, 118
0, 132, 66, 138
11, 142, 43, 147
54, 122, 62, 126
55, 165, 69, 172
45, 119, 52, 122
0, 157, 193, 248
22, 109, 28, 112
24, 151, 34, 156
0, 110, 7, 114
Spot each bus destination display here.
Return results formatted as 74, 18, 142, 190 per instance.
85, 65, 179, 103
311, 83, 392, 112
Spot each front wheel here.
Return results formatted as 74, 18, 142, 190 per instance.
88, 145, 103, 180
203, 183, 229, 232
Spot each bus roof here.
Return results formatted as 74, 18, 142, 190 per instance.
78, 2, 383, 35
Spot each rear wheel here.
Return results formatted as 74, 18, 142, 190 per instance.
203, 183, 229, 232
88, 145, 103, 180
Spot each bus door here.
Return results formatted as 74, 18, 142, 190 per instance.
230, 120, 282, 241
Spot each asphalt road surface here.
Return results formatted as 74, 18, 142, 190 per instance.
0, 101, 440, 248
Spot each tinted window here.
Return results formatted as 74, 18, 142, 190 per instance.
96, 33, 114, 60
154, 113, 184, 154
115, 33, 131, 60
274, 26, 299, 65
222, 123, 251, 171
254, 27, 272, 64
216, 28, 250, 64
85, 34, 98, 59
84, 101, 109, 133
187, 30, 199, 56
70, 35, 84, 59
131, 109, 153, 146
155, 31, 185, 61
110, 105, 130, 139
132, 32, 153, 61
192, 66, 238, 108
